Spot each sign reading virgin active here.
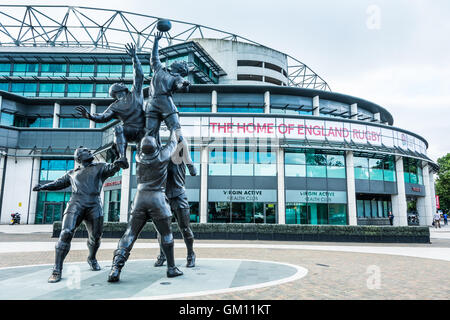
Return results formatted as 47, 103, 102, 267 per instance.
176, 116, 427, 154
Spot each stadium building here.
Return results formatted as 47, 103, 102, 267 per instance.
0, 6, 438, 226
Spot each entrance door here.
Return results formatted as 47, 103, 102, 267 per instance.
43, 202, 63, 224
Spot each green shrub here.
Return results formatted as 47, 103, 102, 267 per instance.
52, 221, 430, 243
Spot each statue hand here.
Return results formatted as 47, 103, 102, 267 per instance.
125, 43, 137, 58
155, 31, 163, 41
75, 106, 91, 119
33, 184, 42, 192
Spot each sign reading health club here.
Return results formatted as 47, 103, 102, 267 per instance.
176, 116, 428, 155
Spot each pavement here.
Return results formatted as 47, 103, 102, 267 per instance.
0, 223, 449, 300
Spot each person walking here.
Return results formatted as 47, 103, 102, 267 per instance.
443, 212, 448, 226
433, 212, 441, 228
388, 211, 394, 226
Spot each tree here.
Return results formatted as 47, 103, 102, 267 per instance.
435, 153, 450, 213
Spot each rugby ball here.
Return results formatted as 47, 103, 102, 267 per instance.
157, 19, 172, 32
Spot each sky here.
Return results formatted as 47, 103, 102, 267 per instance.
5, 0, 450, 161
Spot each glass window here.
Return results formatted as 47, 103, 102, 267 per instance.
41, 64, 67, 76
13, 63, 38, 76
285, 152, 305, 165
306, 152, 327, 166
69, 64, 94, 77
327, 166, 346, 178
95, 83, 111, 98
0, 112, 14, 126
67, 83, 93, 98
285, 164, 306, 177
254, 164, 276, 176
286, 203, 308, 224
231, 202, 254, 223
209, 163, 230, 176
40, 159, 73, 181
59, 117, 90, 128
97, 64, 123, 77
369, 159, 384, 181
364, 200, 372, 218
39, 83, 65, 97
357, 200, 364, 217
0, 82, 8, 91
178, 106, 212, 112
328, 204, 347, 225
208, 202, 230, 223
306, 165, 326, 178
308, 203, 328, 225
354, 157, 369, 180
0, 63, 11, 76
11, 82, 37, 97
217, 106, 264, 113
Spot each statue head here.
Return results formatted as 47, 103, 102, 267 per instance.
109, 83, 129, 100
169, 60, 189, 77
74, 147, 94, 164
140, 135, 159, 158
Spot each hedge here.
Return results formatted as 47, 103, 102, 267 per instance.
52, 222, 430, 243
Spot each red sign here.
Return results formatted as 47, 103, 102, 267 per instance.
436, 196, 440, 209
412, 187, 421, 192
104, 180, 121, 188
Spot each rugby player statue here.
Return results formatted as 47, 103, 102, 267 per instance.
33, 147, 122, 283
108, 131, 184, 282
75, 43, 145, 170
145, 31, 197, 177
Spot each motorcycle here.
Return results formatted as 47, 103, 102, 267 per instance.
10, 212, 20, 225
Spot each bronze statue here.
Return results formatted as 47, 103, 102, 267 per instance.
154, 146, 195, 268
75, 43, 145, 169
108, 131, 183, 282
145, 31, 197, 176
33, 147, 122, 283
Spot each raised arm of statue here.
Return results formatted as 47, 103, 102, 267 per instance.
76, 104, 116, 123
151, 31, 163, 72
33, 173, 71, 191
125, 43, 144, 93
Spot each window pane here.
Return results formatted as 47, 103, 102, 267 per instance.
231, 164, 253, 176
357, 200, 364, 217
209, 164, 230, 176
285, 164, 306, 177
355, 167, 369, 180
327, 166, 346, 178
285, 152, 305, 165
328, 204, 347, 225
254, 164, 276, 176
208, 202, 230, 223
306, 165, 326, 178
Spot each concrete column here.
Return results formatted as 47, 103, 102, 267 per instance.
53, 102, 60, 128
264, 91, 270, 114
27, 156, 40, 224
211, 90, 217, 113
418, 163, 433, 226
200, 146, 208, 223
0, 95, 3, 112
89, 103, 96, 129
0, 154, 5, 222
350, 103, 358, 120
312, 96, 320, 116
429, 170, 437, 215
391, 156, 408, 226
277, 147, 285, 224
119, 146, 133, 222
345, 151, 357, 225
374, 112, 381, 123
